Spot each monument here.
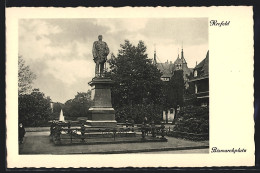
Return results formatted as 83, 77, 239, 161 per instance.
86, 35, 117, 127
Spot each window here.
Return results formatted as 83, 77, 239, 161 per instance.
194, 70, 197, 77
195, 83, 198, 93
176, 64, 180, 70
170, 108, 174, 114
161, 77, 169, 81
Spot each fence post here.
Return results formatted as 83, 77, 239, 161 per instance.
113, 127, 117, 141
151, 121, 156, 138
131, 119, 135, 132
70, 130, 72, 144
141, 122, 146, 139
81, 123, 85, 143
55, 124, 61, 144
161, 123, 166, 139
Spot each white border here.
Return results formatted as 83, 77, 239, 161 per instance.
6, 7, 254, 168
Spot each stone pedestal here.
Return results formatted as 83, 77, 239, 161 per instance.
86, 77, 117, 127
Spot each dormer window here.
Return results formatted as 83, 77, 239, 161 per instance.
161, 77, 170, 81
176, 64, 181, 70
194, 70, 197, 77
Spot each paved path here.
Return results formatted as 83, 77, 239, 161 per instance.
19, 131, 209, 154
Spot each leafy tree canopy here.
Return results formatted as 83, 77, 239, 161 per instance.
19, 88, 51, 126
168, 70, 185, 108
18, 56, 37, 95
108, 40, 164, 123
63, 90, 92, 120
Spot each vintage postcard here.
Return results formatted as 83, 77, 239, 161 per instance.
6, 7, 254, 168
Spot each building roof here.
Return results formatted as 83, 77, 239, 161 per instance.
174, 56, 182, 65
191, 50, 209, 80
157, 62, 174, 78
173, 54, 187, 65
155, 48, 192, 80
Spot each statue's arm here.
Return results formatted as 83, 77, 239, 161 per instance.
92, 42, 97, 58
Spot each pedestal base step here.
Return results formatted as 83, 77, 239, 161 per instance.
85, 120, 117, 127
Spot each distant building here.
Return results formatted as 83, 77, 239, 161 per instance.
189, 51, 209, 107
156, 59, 173, 82
155, 48, 192, 86
172, 48, 193, 83
154, 47, 192, 123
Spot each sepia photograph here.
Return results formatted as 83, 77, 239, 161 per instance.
6, 7, 254, 168
18, 18, 209, 154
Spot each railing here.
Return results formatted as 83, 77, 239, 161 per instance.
49, 121, 167, 145
195, 91, 209, 98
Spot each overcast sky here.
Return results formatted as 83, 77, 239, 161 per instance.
19, 18, 208, 103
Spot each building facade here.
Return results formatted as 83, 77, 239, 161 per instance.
189, 51, 209, 107
155, 48, 192, 84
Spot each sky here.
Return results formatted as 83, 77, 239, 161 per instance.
19, 18, 208, 103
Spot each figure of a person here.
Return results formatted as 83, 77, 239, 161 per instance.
81, 123, 86, 142
92, 35, 110, 77
67, 121, 71, 134
19, 123, 26, 144
143, 116, 149, 135
144, 116, 148, 124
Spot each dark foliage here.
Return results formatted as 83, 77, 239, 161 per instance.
173, 105, 209, 135
63, 90, 92, 120
163, 70, 185, 122
108, 40, 164, 124
18, 89, 52, 127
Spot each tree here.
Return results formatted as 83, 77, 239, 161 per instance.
63, 90, 92, 120
108, 40, 164, 124
18, 56, 37, 95
183, 73, 197, 106
19, 88, 52, 126
185, 73, 195, 96
165, 70, 185, 122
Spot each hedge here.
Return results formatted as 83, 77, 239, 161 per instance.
171, 105, 209, 140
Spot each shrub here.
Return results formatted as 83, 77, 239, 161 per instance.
171, 105, 209, 140
115, 104, 163, 124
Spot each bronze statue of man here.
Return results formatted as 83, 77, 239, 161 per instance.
92, 35, 109, 77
